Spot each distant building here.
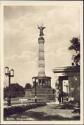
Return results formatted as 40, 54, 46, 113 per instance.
53, 65, 80, 103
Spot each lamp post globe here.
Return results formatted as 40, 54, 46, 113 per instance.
4, 67, 14, 106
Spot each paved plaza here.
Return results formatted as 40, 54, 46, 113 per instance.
5, 103, 80, 121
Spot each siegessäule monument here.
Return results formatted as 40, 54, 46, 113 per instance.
25, 26, 55, 102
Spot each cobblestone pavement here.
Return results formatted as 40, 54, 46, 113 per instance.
5, 103, 80, 121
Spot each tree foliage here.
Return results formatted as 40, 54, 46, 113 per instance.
4, 83, 25, 98
69, 37, 80, 66
25, 83, 32, 89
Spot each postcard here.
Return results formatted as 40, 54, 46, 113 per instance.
0, 1, 83, 124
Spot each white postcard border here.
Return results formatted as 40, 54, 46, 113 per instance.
0, 1, 83, 124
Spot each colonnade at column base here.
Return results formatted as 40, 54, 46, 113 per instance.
25, 76, 55, 102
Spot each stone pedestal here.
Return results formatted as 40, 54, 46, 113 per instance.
32, 76, 55, 102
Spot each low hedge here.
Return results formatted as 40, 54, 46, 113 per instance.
4, 102, 46, 117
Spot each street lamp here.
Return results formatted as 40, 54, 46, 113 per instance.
10, 69, 14, 77
35, 78, 38, 103
32, 77, 38, 103
32, 78, 35, 83
5, 67, 14, 106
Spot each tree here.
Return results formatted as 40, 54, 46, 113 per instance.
4, 83, 25, 98
25, 83, 32, 89
67, 36, 80, 104
69, 37, 80, 66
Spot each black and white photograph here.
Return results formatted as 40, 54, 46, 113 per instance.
0, 1, 83, 124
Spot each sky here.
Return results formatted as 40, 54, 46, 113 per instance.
4, 2, 81, 88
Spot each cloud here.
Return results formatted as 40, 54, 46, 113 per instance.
5, 50, 38, 64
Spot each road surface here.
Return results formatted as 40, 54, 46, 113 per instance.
5, 103, 80, 121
